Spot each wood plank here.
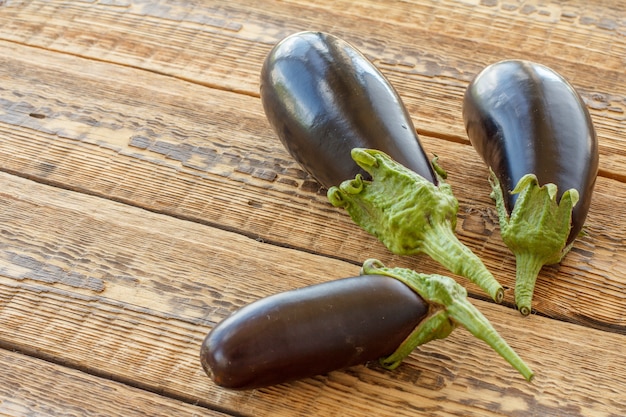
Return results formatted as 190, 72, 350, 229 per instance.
0, 348, 228, 417
2, 0, 623, 89
0, 41, 624, 330
0, 1, 624, 416
0, 0, 624, 178
1, 172, 625, 416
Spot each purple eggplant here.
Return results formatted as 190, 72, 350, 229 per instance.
201, 274, 426, 390
463, 59, 599, 315
200, 260, 533, 390
260, 32, 503, 303
260, 31, 435, 189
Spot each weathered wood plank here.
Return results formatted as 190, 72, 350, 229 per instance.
2, 0, 624, 88
0, 1, 624, 415
0, 40, 624, 330
0, 0, 624, 177
0, 172, 625, 417
0, 349, 229, 416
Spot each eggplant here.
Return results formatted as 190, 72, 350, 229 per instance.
201, 274, 426, 390
462, 59, 599, 316
200, 259, 533, 390
260, 31, 504, 303
260, 31, 436, 189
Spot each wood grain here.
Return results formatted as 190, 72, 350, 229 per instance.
0, 40, 623, 330
1, 172, 625, 417
0, 349, 228, 417
0, 0, 625, 416
1, 0, 624, 176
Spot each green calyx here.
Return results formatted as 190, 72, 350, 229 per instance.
361, 259, 534, 382
489, 170, 579, 316
327, 148, 504, 303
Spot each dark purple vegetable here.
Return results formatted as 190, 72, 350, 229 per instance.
200, 260, 533, 390
260, 32, 504, 303
201, 275, 427, 390
463, 59, 599, 315
260, 31, 436, 189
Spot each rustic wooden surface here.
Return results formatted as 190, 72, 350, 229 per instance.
0, 1, 624, 416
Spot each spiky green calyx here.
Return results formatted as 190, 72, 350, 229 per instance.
489, 170, 579, 316
328, 148, 503, 303
361, 259, 534, 381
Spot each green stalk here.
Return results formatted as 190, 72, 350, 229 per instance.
328, 148, 504, 303
489, 170, 579, 315
420, 221, 504, 303
513, 252, 545, 317
361, 259, 534, 381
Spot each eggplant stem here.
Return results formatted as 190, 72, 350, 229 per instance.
445, 299, 535, 382
420, 221, 504, 303
361, 259, 534, 381
329, 148, 503, 302
513, 252, 545, 316
489, 170, 579, 315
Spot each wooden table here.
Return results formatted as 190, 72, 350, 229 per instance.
0, 1, 624, 416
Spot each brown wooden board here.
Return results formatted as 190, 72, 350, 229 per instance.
0, 40, 623, 329
1, 172, 625, 416
0, 0, 625, 416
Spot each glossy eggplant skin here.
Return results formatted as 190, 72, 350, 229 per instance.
463, 60, 598, 244
200, 275, 428, 390
260, 31, 436, 189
